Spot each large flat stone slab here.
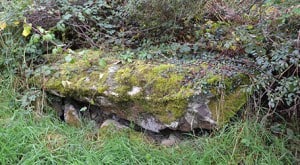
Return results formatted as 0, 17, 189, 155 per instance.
32, 49, 249, 132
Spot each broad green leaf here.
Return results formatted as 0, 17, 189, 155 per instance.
31, 34, 41, 43
42, 33, 54, 41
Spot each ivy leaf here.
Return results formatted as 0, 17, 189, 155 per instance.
179, 44, 191, 54
42, 33, 54, 42
62, 13, 72, 20
22, 23, 32, 37
37, 26, 45, 34
56, 22, 66, 32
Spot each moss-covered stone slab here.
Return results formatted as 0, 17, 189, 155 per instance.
32, 49, 250, 132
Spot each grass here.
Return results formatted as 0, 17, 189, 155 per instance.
0, 74, 297, 164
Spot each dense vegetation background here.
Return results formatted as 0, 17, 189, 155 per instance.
0, 0, 299, 164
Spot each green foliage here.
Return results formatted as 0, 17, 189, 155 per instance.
0, 0, 59, 73
251, 42, 300, 108
20, 88, 41, 109
0, 26, 26, 72
125, 0, 205, 27
241, 2, 300, 110
0, 2, 28, 70
0, 0, 32, 24
119, 50, 135, 63
25, 0, 126, 48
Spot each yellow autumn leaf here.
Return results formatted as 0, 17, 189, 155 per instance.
14, 21, 20, 26
22, 23, 32, 37
231, 45, 237, 51
0, 22, 7, 30
250, 4, 257, 12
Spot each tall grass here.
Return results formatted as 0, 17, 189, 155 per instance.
0, 77, 296, 164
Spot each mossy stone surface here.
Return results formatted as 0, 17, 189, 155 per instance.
33, 49, 250, 131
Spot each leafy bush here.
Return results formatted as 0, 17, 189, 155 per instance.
252, 41, 300, 110
125, 0, 205, 27
248, 2, 300, 113
0, 1, 31, 72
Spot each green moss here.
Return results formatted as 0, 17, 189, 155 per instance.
205, 73, 249, 125
112, 62, 192, 124
208, 88, 247, 125
131, 99, 187, 124
161, 99, 188, 123
46, 77, 67, 95
206, 75, 222, 84
114, 67, 138, 96
72, 71, 108, 96
97, 86, 108, 94
114, 62, 187, 99
43, 50, 110, 98
137, 63, 187, 99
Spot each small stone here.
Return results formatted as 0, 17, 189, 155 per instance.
138, 116, 166, 133
64, 104, 81, 127
161, 134, 180, 147
100, 119, 128, 130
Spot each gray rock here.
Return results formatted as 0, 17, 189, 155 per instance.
100, 119, 128, 130
137, 116, 166, 133
161, 134, 180, 147
64, 103, 81, 127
